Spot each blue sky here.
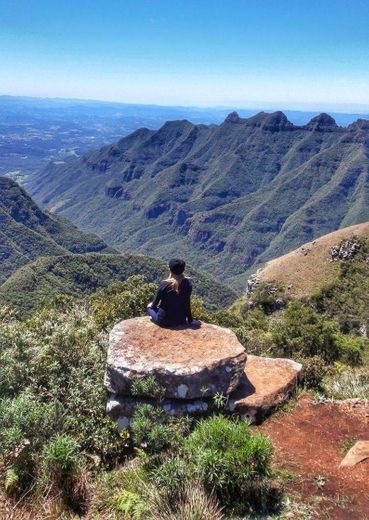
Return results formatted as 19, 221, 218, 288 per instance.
1, 0, 369, 110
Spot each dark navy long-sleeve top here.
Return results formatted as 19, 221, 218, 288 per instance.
151, 278, 193, 327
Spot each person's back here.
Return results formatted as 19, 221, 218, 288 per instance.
151, 277, 192, 327
147, 258, 200, 328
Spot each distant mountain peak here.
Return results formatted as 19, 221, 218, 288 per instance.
261, 111, 295, 131
348, 118, 369, 131
239, 111, 294, 131
27, 111, 369, 287
224, 111, 243, 124
306, 113, 338, 131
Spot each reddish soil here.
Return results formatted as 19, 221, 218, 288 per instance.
257, 396, 369, 519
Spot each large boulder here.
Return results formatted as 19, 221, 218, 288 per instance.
229, 355, 302, 422
104, 316, 247, 399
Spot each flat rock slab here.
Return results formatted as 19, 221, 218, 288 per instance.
340, 441, 369, 467
229, 355, 302, 422
104, 316, 246, 399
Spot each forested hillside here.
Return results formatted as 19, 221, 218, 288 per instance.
0, 252, 237, 313
0, 177, 113, 283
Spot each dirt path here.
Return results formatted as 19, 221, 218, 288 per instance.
257, 396, 369, 519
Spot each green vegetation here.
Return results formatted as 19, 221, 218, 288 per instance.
2, 232, 369, 517
0, 176, 113, 284
0, 252, 237, 314
0, 276, 280, 518
322, 367, 369, 400
314, 237, 369, 335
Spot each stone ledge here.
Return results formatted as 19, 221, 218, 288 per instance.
106, 354, 302, 426
104, 316, 247, 399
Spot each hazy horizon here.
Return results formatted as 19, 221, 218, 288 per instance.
2, 93, 369, 117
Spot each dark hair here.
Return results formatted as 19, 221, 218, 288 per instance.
168, 258, 185, 275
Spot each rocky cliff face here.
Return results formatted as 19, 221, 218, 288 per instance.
27, 111, 369, 288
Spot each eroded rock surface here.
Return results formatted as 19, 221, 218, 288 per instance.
229, 355, 302, 422
104, 316, 247, 399
107, 394, 209, 428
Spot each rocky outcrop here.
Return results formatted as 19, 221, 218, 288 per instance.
106, 354, 302, 426
104, 317, 247, 399
107, 394, 210, 428
331, 237, 360, 261
228, 355, 302, 422
105, 317, 302, 426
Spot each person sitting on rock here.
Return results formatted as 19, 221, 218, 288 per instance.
147, 258, 201, 328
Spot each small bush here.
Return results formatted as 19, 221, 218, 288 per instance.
272, 301, 340, 363
211, 310, 244, 328
335, 334, 367, 366
154, 482, 224, 520
131, 404, 191, 454
183, 416, 277, 514
40, 434, 83, 487
131, 376, 165, 401
151, 456, 190, 502
91, 465, 149, 515
249, 283, 285, 315
235, 327, 274, 356
299, 355, 328, 390
113, 490, 146, 519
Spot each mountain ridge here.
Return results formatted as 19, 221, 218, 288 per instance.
27, 110, 369, 288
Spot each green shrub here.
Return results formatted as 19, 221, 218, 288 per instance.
0, 276, 161, 504
235, 327, 274, 356
151, 456, 190, 502
272, 301, 340, 363
90, 276, 156, 330
4, 468, 19, 495
249, 283, 285, 315
322, 367, 369, 400
131, 404, 191, 454
211, 310, 244, 328
40, 434, 84, 492
242, 308, 270, 331
312, 237, 369, 334
149, 481, 224, 520
91, 465, 149, 516
131, 376, 165, 401
299, 355, 328, 390
190, 296, 212, 322
113, 490, 146, 519
0, 394, 65, 456
183, 416, 277, 514
334, 334, 367, 366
